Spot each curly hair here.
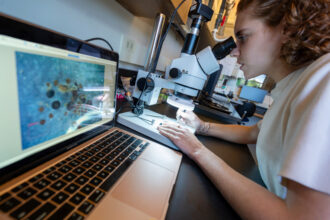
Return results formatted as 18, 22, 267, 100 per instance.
237, 0, 330, 66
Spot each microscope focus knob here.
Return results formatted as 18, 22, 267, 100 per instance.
169, 68, 182, 79
136, 77, 154, 93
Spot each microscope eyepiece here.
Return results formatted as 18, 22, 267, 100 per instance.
212, 37, 236, 60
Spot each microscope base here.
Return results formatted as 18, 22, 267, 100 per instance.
117, 109, 195, 151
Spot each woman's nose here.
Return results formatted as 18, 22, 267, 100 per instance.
230, 47, 240, 57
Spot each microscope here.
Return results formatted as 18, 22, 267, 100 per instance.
118, 1, 236, 150
131, 2, 236, 110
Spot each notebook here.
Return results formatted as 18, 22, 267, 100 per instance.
0, 13, 182, 220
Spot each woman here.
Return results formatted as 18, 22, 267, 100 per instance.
158, 0, 330, 219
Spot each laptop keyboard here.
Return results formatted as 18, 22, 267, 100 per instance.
0, 130, 149, 220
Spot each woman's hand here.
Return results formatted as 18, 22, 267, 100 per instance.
176, 109, 203, 129
158, 122, 205, 160
176, 109, 209, 135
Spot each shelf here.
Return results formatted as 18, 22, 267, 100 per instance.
116, 0, 195, 42
115, 0, 191, 24
115, 0, 223, 50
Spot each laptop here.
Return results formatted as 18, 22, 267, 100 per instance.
0, 13, 182, 220
239, 85, 268, 103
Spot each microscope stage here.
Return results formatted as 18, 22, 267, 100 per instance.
117, 109, 195, 150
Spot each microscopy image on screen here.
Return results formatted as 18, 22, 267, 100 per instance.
16, 51, 106, 150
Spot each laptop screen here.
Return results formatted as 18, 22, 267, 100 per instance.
0, 34, 117, 169
239, 85, 268, 103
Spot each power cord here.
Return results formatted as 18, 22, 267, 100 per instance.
77, 1, 187, 116
151, 0, 187, 71
130, 71, 151, 116
77, 36, 145, 116
117, 74, 149, 116
84, 37, 114, 51
76, 37, 114, 53
131, 0, 187, 116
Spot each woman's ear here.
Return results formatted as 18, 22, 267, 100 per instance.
279, 21, 288, 44
281, 33, 289, 45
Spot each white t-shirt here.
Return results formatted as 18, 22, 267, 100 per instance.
256, 53, 330, 198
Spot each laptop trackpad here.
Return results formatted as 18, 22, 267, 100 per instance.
111, 158, 175, 219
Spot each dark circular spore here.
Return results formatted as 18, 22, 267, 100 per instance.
51, 101, 61, 109
46, 89, 55, 98
67, 101, 75, 111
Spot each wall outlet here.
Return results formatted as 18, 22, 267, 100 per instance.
119, 35, 169, 70
119, 35, 149, 67
124, 37, 136, 54
120, 36, 137, 63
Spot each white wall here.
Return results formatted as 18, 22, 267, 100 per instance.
0, 0, 184, 71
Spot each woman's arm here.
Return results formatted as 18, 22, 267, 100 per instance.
158, 125, 330, 220
177, 109, 260, 144
206, 123, 260, 144
195, 147, 330, 220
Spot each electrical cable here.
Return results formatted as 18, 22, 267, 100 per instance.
132, 0, 187, 116
76, 37, 120, 115
151, 0, 187, 72
115, 105, 123, 115
76, 37, 114, 53
85, 37, 114, 51
131, 70, 156, 116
